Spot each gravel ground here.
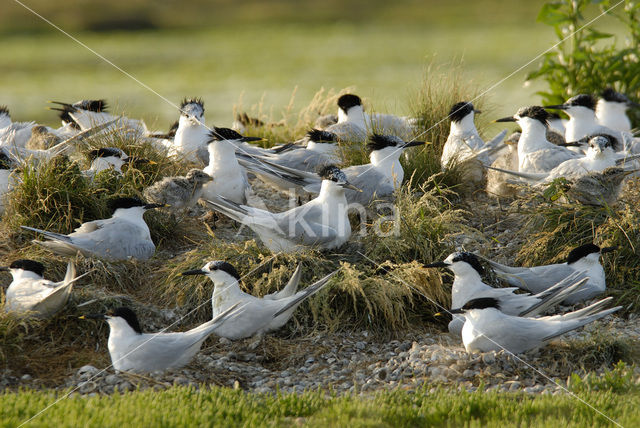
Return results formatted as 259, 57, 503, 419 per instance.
2, 313, 636, 396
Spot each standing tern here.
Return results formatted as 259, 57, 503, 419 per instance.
22, 197, 163, 261
495, 106, 578, 173
441, 101, 507, 183
325, 94, 368, 143
480, 243, 613, 304
201, 128, 259, 204
451, 297, 621, 354
172, 98, 209, 163
204, 165, 356, 253
2, 260, 88, 318
143, 169, 212, 211
182, 261, 338, 339
80, 304, 241, 373
596, 88, 639, 133
425, 252, 587, 335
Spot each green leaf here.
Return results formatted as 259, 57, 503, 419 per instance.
537, 3, 572, 25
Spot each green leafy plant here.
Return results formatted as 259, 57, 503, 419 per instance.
527, 0, 640, 126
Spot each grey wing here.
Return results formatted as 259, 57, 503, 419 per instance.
497, 264, 577, 294
345, 166, 394, 205
71, 220, 154, 260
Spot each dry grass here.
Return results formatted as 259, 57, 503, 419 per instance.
513, 178, 640, 312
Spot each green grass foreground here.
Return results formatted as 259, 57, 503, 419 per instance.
1, 386, 637, 427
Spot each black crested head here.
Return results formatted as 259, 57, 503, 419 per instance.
462, 297, 501, 311
75, 99, 108, 112
567, 243, 601, 264
516, 106, 551, 126
180, 97, 204, 110
451, 252, 485, 275
208, 261, 241, 281
108, 197, 146, 211
337, 94, 362, 112
0, 151, 12, 169
448, 102, 475, 123
317, 164, 347, 183
109, 307, 143, 334
601, 88, 630, 104
87, 147, 125, 161
209, 127, 244, 141
307, 129, 337, 143
9, 259, 45, 276
565, 94, 597, 110
367, 134, 402, 153
0, 105, 9, 117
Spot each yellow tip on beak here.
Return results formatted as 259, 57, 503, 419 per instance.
78, 315, 86, 320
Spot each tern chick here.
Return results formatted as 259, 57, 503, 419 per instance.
143, 169, 212, 211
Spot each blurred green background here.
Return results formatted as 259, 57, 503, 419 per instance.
0, 0, 588, 130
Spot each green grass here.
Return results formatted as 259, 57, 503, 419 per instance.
0, 22, 555, 133
1, 383, 639, 427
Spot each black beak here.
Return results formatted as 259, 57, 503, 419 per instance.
449, 308, 465, 314
629, 101, 640, 108
143, 203, 165, 210
240, 137, 263, 143
401, 140, 427, 148
79, 313, 106, 320
339, 181, 362, 192
181, 269, 206, 276
474, 110, 482, 114
544, 104, 568, 110
494, 116, 516, 123
601, 246, 617, 254
48, 101, 76, 110
0, 266, 9, 272
423, 261, 449, 268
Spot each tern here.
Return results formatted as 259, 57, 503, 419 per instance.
325, 94, 368, 143
495, 106, 578, 173
240, 134, 426, 206
451, 296, 621, 354
485, 135, 629, 185
143, 169, 212, 211
80, 304, 241, 373
49, 99, 147, 139
172, 98, 209, 163
425, 252, 588, 335
480, 244, 613, 304
204, 165, 356, 253
22, 197, 163, 261
0, 106, 11, 129
441, 102, 507, 184
182, 261, 338, 340
2, 260, 87, 318
596, 88, 639, 133
201, 128, 259, 204
545, 94, 622, 145
257, 129, 341, 172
